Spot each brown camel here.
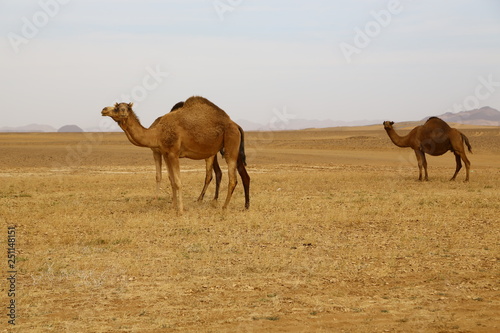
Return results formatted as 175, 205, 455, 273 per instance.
383, 117, 472, 181
169, 101, 223, 201
101, 96, 250, 212
106, 101, 222, 201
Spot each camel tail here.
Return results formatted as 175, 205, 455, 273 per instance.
238, 125, 247, 166
219, 126, 247, 165
461, 132, 472, 154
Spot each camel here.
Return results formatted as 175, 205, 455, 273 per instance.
169, 101, 223, 201
106, 101, 222, 201
101, 96, 250, 212
383, 117, 472, 181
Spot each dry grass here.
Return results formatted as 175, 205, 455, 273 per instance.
0, 127, 499, 332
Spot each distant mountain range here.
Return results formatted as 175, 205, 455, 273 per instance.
238, 106, 500, 130
236, 118, 384, 131
426, 106, 500, 126
0, 124, 83, 133
1, 107, 499, 132
0, 124, 57, 132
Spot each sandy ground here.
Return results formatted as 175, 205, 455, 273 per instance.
0, 126, 499, 332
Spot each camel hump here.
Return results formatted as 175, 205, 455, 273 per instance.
425, 117, 451, 130
425, 116, 449, 123
426, 116, 446, 124
184, 96, 211, 107
183, 96, 228, 114
170, 101, 185, 112
427, 116, 440, 122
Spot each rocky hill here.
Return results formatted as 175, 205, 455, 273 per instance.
58, 125, 84, 132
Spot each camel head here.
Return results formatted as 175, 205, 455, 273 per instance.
383, 121, 395, 130
101, 102, 134, 122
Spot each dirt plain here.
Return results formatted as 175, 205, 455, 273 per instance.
0, 124, 499, 332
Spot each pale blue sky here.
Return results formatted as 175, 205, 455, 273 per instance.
1, 0, 499, 129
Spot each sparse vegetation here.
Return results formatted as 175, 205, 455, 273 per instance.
0, 127, 499, 332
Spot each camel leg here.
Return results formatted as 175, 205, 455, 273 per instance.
197, 155, 215, 202
153, 151, 162, 198
163, 155, 174, 202
421, 153, 429, 181
414, 150, 424, 181
164, 153, 183, 213
450, 152, 462, 181
237, 156, 250, 209
452, 132, 471, 182
213, 155, 222, 201
222, 126, 244, 209
222, 159, 238, 209
461, 151, 471, 182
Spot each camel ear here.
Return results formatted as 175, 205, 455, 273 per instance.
114, 102, 119, 108
390, 121, 394, 125
128, 102, 134, 108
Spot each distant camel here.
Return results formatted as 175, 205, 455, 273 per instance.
102, 96, 250, 212
108, 101, 222, 201
383, 117, 472, 181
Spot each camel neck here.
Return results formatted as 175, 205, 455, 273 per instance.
385, 128, 410, 148
118, 122, 145, 147
120, 113, 160, 148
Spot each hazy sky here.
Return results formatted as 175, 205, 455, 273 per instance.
1, 0, 499, 130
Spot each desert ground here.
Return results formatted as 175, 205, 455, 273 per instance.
1, 124, 499, 332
